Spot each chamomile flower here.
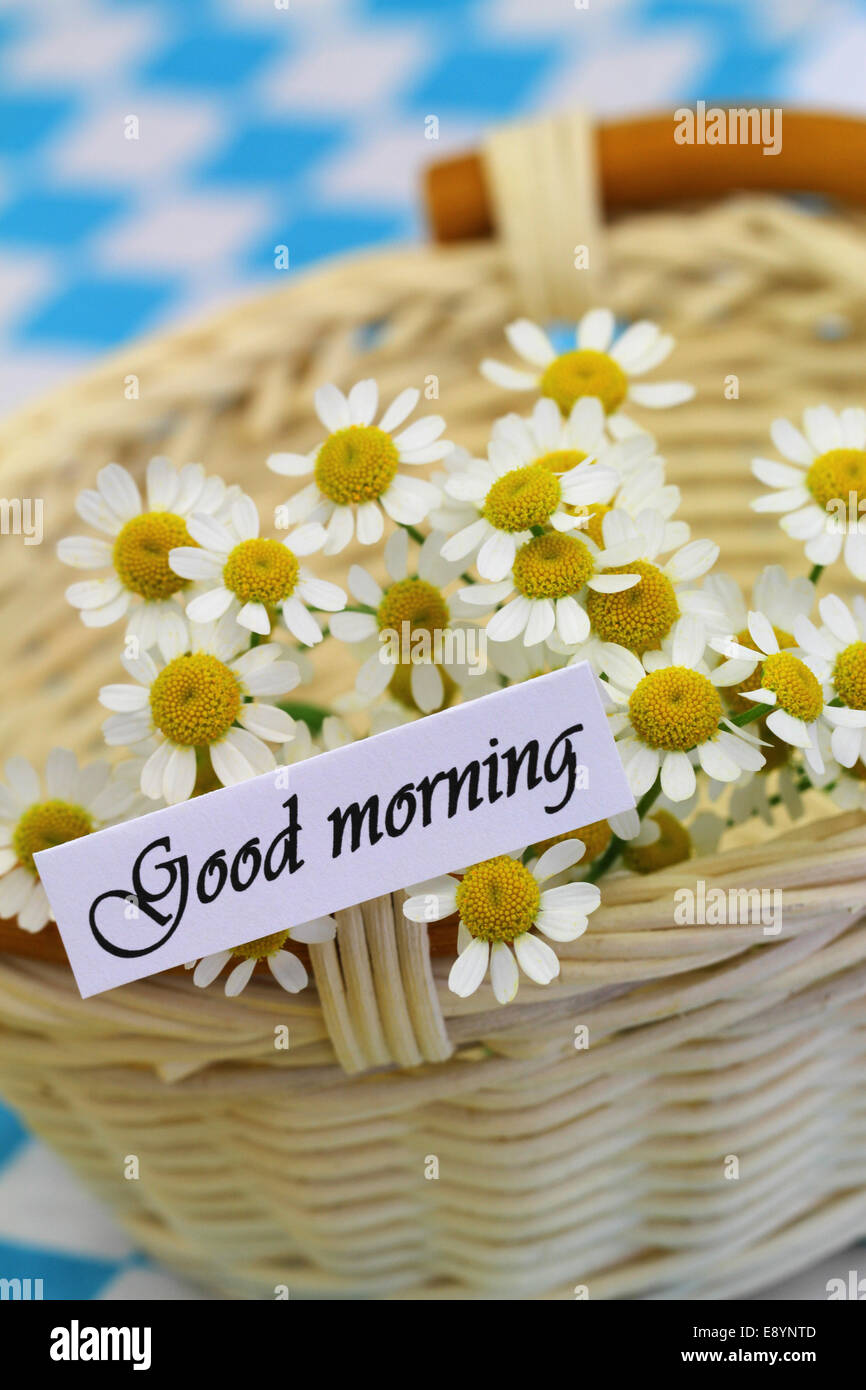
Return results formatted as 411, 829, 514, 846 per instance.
439, 421, 620, 582
793, 594, 866, 767
403, 842, 601, 1004
621, 806, 726, 874
491, 395, 659, 479
703, 566, 815, 659
0, 750, 137, 932
330, 528, 480, 713
751, 406, 866, 580
188, 918, 336, 997
267, 379, 446, 553
584, 509, 722, 654
458, 529, 643, 649
58, 457, 236, 649
168, 493, 345, 643
99, 614, 301, 804
602, 616, 766, 801
480, 309, 694, 433
711, 611, 865, 774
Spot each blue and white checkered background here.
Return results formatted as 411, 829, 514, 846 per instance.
2, 0, 866, 1299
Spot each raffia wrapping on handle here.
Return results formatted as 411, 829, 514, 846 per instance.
0, 112, 865, 1296
482, 113, 605, 317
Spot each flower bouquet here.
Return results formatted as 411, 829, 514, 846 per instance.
4, 305, 865, 1016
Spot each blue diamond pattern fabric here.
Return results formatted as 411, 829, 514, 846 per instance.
2, 0, 866, 1299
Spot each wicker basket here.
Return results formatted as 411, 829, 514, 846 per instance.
1, 111, 866, 1300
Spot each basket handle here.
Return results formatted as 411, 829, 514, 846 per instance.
425, 109, 866, 244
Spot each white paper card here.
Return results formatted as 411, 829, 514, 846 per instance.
35, 662, 634, 998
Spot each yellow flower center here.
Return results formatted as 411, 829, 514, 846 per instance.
511, 532, 595, 600
533, 819, 611, 862
223, 537, 299, 606
232, 930, 291, 960
623, 811, 692, 875
535, 449, 587, 472
540, 349, 628, 416
482, 464, 561, 533
567, 501, 610, 547
12, 800, 93, 875
112, 512, 193, 601
833, 640, 866, 710
455, 855, 540, 943
149, 653, 241, 746
628, 667, 722, 751
376, 580, 455, 713
314, 425, 399, 505
806, 448, 866, 511
587, 560, 679, 654
760, 651, 823, 723
376, 578, 450, 633
725, 626, 794, 714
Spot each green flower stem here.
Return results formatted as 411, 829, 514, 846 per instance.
278, 700, 333, 734
809, 563, 824, 586
726, 702, 772, 728
586, 776, 663, 884
343, 603, 377, 615
399, 522, 426, 545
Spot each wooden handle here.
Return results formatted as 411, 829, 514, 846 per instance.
425, 110, 866, 242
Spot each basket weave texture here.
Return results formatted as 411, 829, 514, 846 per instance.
1, 123, 866, 1297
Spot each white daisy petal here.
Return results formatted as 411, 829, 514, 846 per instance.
660, 750, 696, 802
290, 915, 337, 943
315, 383, 351, 432
281, 595, 323, 646
323, 506, 355, 555
480, 359, 539, 391
97, 463, 142, 521
237, 600, 272, 635
506, 318, 556, 366
486, 596, 532, 642
268, 949, 309, 993
524, 598, 556, 646
330, 610, 378, 643
477, 530, 517, 581
186, 586, 235, 624
533, 839, 586, 881
489, 941, 519, 1004
770, 417, 813, 465
225, 957, 257, 997
513, 931, 560, 985
56, 536, 113, 569
448, 938, 490, 997
576, 308, 615, 352
354, 500, 385, 545
766, 707, 812, 748
347, 378, 378, 426
627, 381, 694, 408
267, 451, 315, 478
378, 387, 419, 433
163, 745, 197, 805
348, 563, 384, 608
